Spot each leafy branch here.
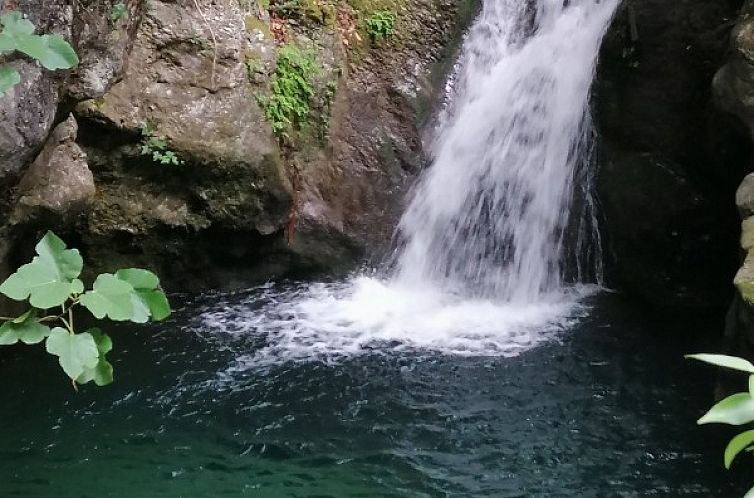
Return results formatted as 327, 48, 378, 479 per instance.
0, 232, 171, 388
0, 11, 79, 96
687, 354, 754, 498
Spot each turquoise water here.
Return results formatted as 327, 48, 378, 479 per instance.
0, 286, 747, 497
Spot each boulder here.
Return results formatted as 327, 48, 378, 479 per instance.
595, 0, 746, 308
12, 115, 95, 222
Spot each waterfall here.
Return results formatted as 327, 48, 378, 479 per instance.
216, 0, 621, 364
394, 0, 617, 303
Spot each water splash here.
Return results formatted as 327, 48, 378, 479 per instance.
204, 0, 618, 363
394, 0, 617, 302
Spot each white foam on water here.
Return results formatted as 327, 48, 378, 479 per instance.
202, 279, 599, 367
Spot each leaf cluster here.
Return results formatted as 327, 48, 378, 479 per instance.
111, 3, 129, 22
262, 45, 319, 139
365, 10, 396, 41
140, 124, 184, 166
0, 232, 171, 387
687, 354, 754, 498
0, 11, 78, 96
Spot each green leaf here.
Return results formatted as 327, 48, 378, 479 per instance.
71, 278, 84, 295
37, 34, 78, 70
111, 3, 128, 22
698, 393, 754, 426
0, 231, 83, 308
76, 328, 114, 386
15, 33, 78, 70
80, 273, 135, 321
0, 32, 15, 52
45, 328, 99, 380
115, 269, 171, 322
724, 429, 754, 469
746, 485, 754, 498
0, 310, 51, 345
0, 64, 20, 96
0, 12, 35, 36
685, 354, 754, 373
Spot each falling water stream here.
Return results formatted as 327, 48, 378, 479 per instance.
205, 0, 620, 365
395, 0, 612, 301
0, 1, 748, 496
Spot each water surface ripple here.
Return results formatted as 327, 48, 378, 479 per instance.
0, 287, 746, 497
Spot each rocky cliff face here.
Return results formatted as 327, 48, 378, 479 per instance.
0, 0, 474, 291
595, 0, 749, 309
711, 0, 754, 350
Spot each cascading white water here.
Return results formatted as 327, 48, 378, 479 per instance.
203, 0, 620, 364
394, 0, 617, 303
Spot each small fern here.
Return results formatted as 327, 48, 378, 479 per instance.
263, 45, 319, 139
365, 10, 396, 41
140, 125, 184, 166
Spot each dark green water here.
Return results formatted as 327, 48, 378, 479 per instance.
0, 286, 747, 497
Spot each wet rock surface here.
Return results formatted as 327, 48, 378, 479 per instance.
0, 0, 474, 291
595, 0, 747, 308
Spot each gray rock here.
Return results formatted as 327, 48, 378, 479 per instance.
713, 3, 754, 141
12, 115, 95, 222
0, 62, 60, 178
595, 0, 744, 308
737, 173, 754, 219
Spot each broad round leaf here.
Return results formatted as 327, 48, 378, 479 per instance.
724, 429, 754, 469
0, 12, 35, 36
0, 64, 20, 96
685, 354, 754, 373
142, 290, 171, 321
746, 485, 754, 498
35, 231, 83, 280
0, 231, 83, 308
76, 328, 114, 386
71, 278, 84, 295
77, 358, 113, 386
36, 34, 78, 70
80, 274, 135, 321
45, 328, 99, 380
115, 268, 171, 322
698, 393, 754, 426
14, 32, 45, 60
0, 311, 51, 345
0, 11, 76, 72
115, 268, 159, 289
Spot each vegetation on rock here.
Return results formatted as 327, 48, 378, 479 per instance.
0, 11, 78, 96
263, 45, 319, 139
0, 232, 171, 388
140, 124, 184, 166
111, 2, 129, 22
687, 353, 754, 497
365, 9, 396, 41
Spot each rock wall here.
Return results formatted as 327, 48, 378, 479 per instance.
0, 0, 474, 291
595, 0, 750, 308
712, 1, 754, 350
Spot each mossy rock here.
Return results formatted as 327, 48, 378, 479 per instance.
245, 15, 273, 38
